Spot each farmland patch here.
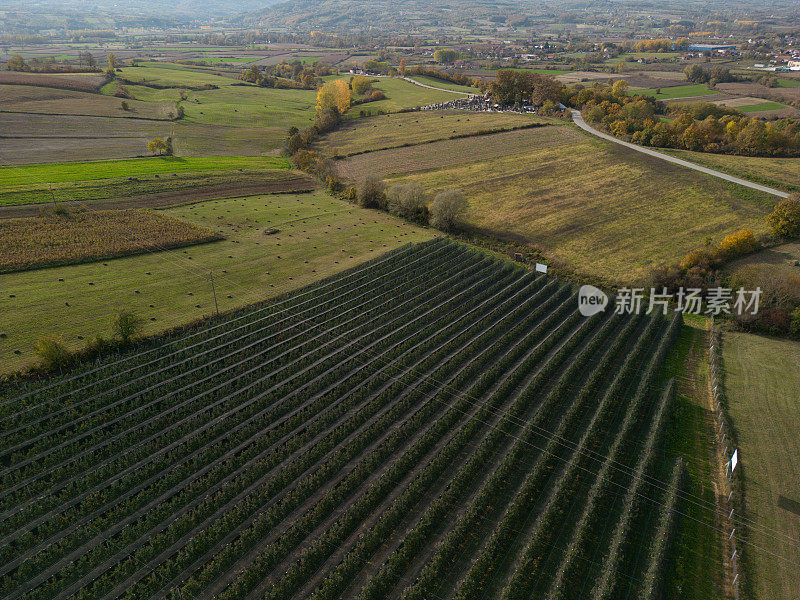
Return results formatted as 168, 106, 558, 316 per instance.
0, 239, 688, 600
319, 110, 553, 156
338, 126, 771, 283
0, 191, 434, 372
724, 332, 800, 600
0, 208, 221, 272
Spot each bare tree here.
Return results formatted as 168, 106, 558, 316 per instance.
357, 174, 386, 209
429, 189, 468, 232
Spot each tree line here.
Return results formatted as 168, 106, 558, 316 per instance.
653, 195, 800, 337
240, 60, 334, 90
480, 69, 567, 107
572, 81, 800, 157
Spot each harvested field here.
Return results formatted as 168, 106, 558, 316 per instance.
335, 125, 570, 177
717, 81, 800, 103
0, 111, 171, 139
0, 208, 222, 272
555, 70, 617, 84
0, 156, 307, 213
0, 112, 174, 164
0, 191, 434, 372
714, 96, 775, 108
0, 71, 108, 92
0, 174, 316, 218
0, 84, 174, 120
319, 110, 552, 156
337, 126, 773, 283
0, 239, 688, 600
711, 95, 798, 116
0, 110, 296, 164
739, 105, 799, 118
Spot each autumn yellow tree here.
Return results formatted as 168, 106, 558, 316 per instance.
147, 138, 168, 156
316, 79, 351, 116
350, 75, 373, 95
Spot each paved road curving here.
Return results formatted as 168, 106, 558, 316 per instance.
401, 76, 476, 96
570, 109, 789, 199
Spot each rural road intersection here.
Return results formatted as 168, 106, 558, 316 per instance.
570, 109, 789, 198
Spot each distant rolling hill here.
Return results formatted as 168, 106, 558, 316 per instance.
239, 0, 550, 31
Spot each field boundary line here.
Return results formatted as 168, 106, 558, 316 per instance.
709, 321, 743, 600
0, 109, 176, 122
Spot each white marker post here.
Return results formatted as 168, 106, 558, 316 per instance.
535, 263, 548, 274
729, 449, 738, 486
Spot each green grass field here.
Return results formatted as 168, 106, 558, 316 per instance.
105, 69, 461, 128
406, 75, 480, 94
7, 65, 477, 164
0, 109, 302, 164
360, 77, 468, 112
293, 55, 322, 64
113, 62, 241, 88
103, 79, 320, 130
668, 150, 799, 191
0, 156, 289, 187
319, 110, 551, 156
723, 332, 800, 600
0, 191, 435, 373
0, 83, 175, 120
661, 315, 723, 600
99, 62, 323, 135
777, 79, 800, 88
738, 101, 791, 112
633, 84, 717, 99
337, 125, 772, 284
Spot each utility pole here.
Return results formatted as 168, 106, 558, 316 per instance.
209, 271, 219, 316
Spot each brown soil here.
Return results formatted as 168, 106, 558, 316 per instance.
717, 82, 800, 103
0, 71, 108, 92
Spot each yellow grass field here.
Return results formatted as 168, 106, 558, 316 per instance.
336, 125, 773, 284
318, 110, 551, 156
670, 150, 800, 192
